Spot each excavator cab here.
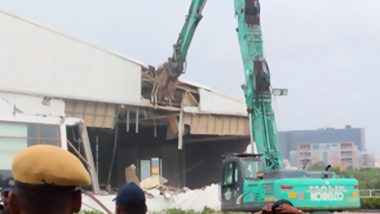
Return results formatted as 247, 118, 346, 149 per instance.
221, 154, 265, 211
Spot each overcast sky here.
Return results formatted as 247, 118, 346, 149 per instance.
1, 0, 379, 156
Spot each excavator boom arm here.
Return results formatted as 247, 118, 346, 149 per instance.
170, 0, 207, 77
234, 0, 284, 170
151, 0, 207, 105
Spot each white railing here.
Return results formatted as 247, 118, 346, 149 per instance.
360, 189, 380, 198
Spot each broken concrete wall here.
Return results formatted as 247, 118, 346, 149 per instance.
86, 127, 116, 188
85, 123, 182, 189
115, 124, 177, 187
161, 141, 183, 187
83, 120, 250, 190
184, 138, 249, 189
114, 141, 182, 188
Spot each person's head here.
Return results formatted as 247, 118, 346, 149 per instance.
114, 183, 147, 214
1, 177, 15, 213
272, 199, 294, 213
8, 144, 91, 214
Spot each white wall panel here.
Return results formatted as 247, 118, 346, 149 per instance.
0, 11, 141, 104
199, 89, 247, 116
0, 92, 65, 117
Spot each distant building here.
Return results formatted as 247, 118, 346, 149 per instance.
375, 157, 380, 168
279, 126, 365, 160
296, 142, 360, 169
289, 150, 298, 167
359, 152, 375, 168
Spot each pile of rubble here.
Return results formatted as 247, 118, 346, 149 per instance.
81, 165, 221, 213
128, 164, 221, 212
144, 179, 220, 212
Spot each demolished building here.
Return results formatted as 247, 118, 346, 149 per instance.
0, 9, 250, 190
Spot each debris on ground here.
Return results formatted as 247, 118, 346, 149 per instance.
145, 183, 220, 212
82, 183, 221, 213
125, 164, 140, 185
140, 174, 168, 190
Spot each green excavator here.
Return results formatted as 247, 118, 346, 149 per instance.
157, 0, 360, 212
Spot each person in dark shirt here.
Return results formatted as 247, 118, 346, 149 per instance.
0, 177, 15, 214
114, 182, 147, 214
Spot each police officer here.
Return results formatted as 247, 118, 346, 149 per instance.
7, 144, 91, 214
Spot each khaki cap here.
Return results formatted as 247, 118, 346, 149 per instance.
12, 145, 91, 186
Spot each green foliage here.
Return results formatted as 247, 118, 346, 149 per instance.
306, 161, 326, 171
79, 207, 248, 214
158, 207, 218, 214
152, 207, 246, 214
164, 208, 198, 214
77, 211, 103, 214
340, 168, 380, 189
361, 198, 380, 209
307, 163, 380, 189
201, 207, 215, 214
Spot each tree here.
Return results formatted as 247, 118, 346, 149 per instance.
307, 161, 326, 171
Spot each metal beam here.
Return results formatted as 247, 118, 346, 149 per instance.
126, 109, 130, 132
79, 123, 101, 194
184, 136, 249, 143
178, 106, 184, 150
135, 108, 139, 133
